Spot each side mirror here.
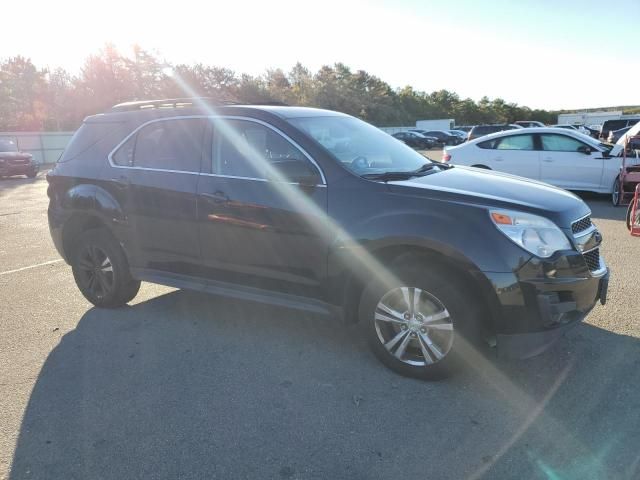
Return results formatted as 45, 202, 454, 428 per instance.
577, 145, 592, 155
268, 159, 321, 186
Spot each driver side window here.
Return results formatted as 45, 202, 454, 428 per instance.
212, 119, 322, 183
541, 134, 588, 152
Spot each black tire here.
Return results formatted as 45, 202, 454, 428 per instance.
359, 263, 483, 380
71, 228, 140, 308
26, 169, 37, 178
612, 177, 622, 206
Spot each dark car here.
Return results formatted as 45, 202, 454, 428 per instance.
600, 118, 640, 140
467, 124, 523, 141
0, 136, 38, 179
410, 129, 461, 146
391, 131, 437, 149
514, 121, 545, 128
47, 98, 608, 379
608, 126, 631, 144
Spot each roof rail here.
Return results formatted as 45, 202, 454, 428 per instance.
110, 97, 289, 112
110, 97, 237, 112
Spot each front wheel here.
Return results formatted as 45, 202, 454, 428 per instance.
612, 177, 622, 206
359, 264, 482, 380
71, 228, 140, 308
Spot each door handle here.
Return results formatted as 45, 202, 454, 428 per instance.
493, 157, 504, 162
543, 158, 554, 163
200, 191, 228, 203
111, 175, 130, 188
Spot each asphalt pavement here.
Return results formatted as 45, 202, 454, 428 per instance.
1, 172, 639, 480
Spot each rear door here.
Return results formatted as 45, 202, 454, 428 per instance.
485, 133, 540, 179
108, 117, 205, 274
196, 117, 329, 300
539, 133, 604, 190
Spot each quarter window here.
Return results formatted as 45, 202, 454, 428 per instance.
113, 119, 205, 171
496, 134, 535, 150
212, 119, 321, 183
540, 134, 588, 152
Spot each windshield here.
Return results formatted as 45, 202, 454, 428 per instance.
288, 116, 432, 175
0, 137, 18, 152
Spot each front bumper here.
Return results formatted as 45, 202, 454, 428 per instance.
0, 162, 38, 176
486, 251, 609, 359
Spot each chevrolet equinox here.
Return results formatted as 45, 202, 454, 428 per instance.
47, 99, 609, 379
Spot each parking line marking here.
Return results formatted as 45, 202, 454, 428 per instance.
0, 259, 64, 276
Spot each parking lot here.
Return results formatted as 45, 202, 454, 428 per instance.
1, 173, 639, 479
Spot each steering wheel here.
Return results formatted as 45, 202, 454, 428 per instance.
350, 156, 370, 171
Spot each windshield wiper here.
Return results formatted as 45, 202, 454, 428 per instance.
361, 162, 451, 181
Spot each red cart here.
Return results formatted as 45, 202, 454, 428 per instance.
628, 184, 640, 236
613, 134, 640, 206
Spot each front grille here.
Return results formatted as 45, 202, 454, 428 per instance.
583, 249, 600, 272
571, 215, 592, 234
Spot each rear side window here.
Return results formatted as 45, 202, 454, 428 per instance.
112, 119, 205, 172
496, 134, 535, 150
477, 139, 497, 149
541, 134, 588, 152
59, 122, 124, 163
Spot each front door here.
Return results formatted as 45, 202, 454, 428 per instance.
196, 117, 329, 299
539, 133, 604, 191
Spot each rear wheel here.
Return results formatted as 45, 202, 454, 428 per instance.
359, 264, 482, 380
71, 228, 140, 308
26, 169, 37, 178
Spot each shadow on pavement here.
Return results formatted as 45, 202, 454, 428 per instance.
9, 290, 640, 480
0, 173, 47, 198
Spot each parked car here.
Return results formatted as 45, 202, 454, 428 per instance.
608, 126, 632, 144
467, 124, 523, 141
444, 127, 639, 194
448, 129, 468, 141
514, 121, 545, 128
410, 129, 462, 146
453, 126, 473, 133
600, 118, 640, 140
0, 136, 39, 179
550, 124, 590, 136
47, 99, 608, 379
583, 125, 601, 139
392, 131, 437, 149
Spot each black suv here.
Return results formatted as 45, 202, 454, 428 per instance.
47, 99, 609, 379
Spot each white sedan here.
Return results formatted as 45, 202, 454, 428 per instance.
443, 127, 640, 194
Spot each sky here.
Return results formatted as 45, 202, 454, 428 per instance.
2, 0, 639, 110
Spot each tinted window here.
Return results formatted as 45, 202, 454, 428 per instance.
496, 134, 535, 150
0, 136, 18, 152
541, 134, 588, 152
602, 120, 627, 132
112, 135, 135, 166
132, 119, 204, 172
477, 139, 497, 149
213, 119, 320, 182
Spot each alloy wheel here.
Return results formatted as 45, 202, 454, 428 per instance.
76, 245, 115, 299
374, 286, 454, 366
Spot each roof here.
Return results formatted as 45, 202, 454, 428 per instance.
89, 98, 345, 123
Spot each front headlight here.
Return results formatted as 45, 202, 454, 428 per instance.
490, 209, 572, 258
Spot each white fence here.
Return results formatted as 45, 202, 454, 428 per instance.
0, 131, 74, 165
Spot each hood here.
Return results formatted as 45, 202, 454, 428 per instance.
611, 121, 640, 156
387, 165, 589, 228
0, 151, 32, 161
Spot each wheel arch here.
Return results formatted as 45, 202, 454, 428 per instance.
338, 243, 502, 340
